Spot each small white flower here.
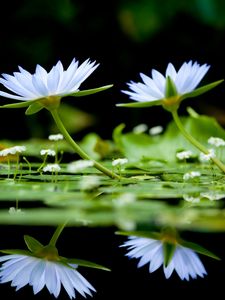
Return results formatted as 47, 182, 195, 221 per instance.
79, 175, 100, 190
200, 192, 225, 201
8, 207, 23, 214
48, 134, 64, 141
67, 160, 94, 172
176, 150, 193, 160
183, 171, 201, 181
40, 149, 56, 156
121, 61, 210, 102
183, 194, 200, 203
113, 193, 136, 207
0, 149, 11, 157
0, 146, 26, 156
149, 125, 163, 136
11, 146, 26, 154
208, 136, 225, 147
0, 58, 99, 101
0, 254, 95, 298
43, 164, 61, 173
112, 158, 128, 166
121, 236, 207, 280
199, 149, 216, 162
116, 219, 136, 231
132, 123, 148, 134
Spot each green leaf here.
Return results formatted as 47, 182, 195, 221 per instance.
180, 240, 220, 260
62, 257, 111, 271
113, 125, 160, 162
70, 85, 113, 97
165, 76, 177, 98
181, 80, 224, 101
79, 132, 112, 160
115, 231, 161, 240
112, 123, 126, 147
25, 103, 44, 115
163, 242, 176, 267
113, 112, 225, 162
24, 235, 44, 252
116, 99, 163, 108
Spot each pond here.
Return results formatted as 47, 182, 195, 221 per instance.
0, 58, 225, 299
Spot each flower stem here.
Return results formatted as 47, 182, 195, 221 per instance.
171, 109, 225, 173
50, 109, 120, 179
49, 223, 67, 246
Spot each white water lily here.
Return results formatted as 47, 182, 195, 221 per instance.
0, 58, 118, 179
121, 236, 207, 280
0, 58, 98, 102
0, 254, 95, 298
118, 60, 223, 114
118, 60, 225, 174
121, 61, 210, 103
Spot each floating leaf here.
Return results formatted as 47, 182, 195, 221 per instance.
113, 112, 225, 162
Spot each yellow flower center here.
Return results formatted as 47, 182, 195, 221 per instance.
162, 95, 181, 112
40, 96, 61, 110
36, 245, 60, 261
161, 233, 178, 245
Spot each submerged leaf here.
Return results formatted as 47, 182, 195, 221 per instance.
115, 231, 161, 240
64, 257, 111, 271
180, 240, 220, 260
0, 249, 33, 256
163, 242, 176, 267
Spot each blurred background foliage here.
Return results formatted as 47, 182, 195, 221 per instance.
1, 0, 225, 140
